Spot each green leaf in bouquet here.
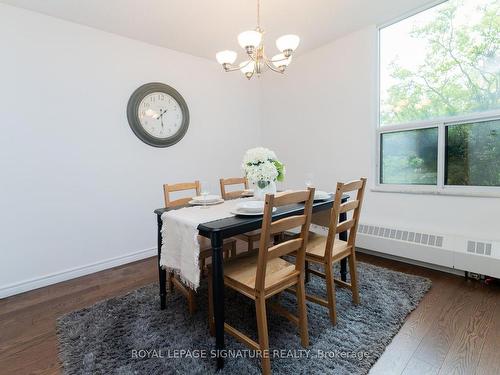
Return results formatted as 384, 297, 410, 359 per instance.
273, 160, 285, 182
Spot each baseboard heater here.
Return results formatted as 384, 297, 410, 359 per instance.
354, 222, 500, 279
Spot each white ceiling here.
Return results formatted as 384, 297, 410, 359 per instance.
1, 0, 435, 60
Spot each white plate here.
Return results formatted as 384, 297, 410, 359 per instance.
314, 191, 331, 201
191, 195, 221, 203
230, 207, 277, 216
235, 200, 264, 213
189, 199, 224, 206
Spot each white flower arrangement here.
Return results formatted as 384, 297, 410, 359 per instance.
242, 147, 285, 188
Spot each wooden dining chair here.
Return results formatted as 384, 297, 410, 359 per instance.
298, 178, 367, 325
208, 188, 315, 375
163, 181, 236, 314
219, 177, 249, 200
220, 177, 261, 252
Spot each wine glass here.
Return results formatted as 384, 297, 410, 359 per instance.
200, 180, 210, 209
305, 172, 315, 188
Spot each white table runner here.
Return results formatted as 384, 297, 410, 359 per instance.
160, 198, 251, 290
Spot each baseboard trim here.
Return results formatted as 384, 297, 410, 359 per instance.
0, 247, 157, 299
357, 247, 465, 277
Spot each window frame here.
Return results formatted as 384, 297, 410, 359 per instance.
374, 0, 500, 197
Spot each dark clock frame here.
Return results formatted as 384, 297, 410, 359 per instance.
126, 82, 190, 148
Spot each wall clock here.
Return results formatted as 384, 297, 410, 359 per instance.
127, 82, 189, 147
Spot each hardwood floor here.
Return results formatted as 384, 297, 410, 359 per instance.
0, 250, 498, 375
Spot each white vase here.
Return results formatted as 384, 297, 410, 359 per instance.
252, 181, 277, 201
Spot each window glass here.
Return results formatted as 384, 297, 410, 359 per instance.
381, 128, 438, 184
380, 0, 500, 126
445, 119, 500, 186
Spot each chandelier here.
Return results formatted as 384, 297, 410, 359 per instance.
215, 0, 300, 79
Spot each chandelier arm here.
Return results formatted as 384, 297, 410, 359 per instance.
268, 55, 290, 63
223, 59, 253, 72
263, 58, 284, 73
224, 65, 245, 72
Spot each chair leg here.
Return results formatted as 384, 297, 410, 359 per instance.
324, 262, 337, 325
230, 241, 237, 257
255, 295, 271, 375
348, 253, 360, 305
208, 270, 215, 336
200, 257, 206, 276
188, 289, 196, 315
296, 275, 309, 347
247, 239, 253, 252
168, 272, 174, 292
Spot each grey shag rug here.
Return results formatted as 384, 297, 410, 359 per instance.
57, 262, 431, 375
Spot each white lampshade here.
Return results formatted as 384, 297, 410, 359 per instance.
276, 34, 300, 52
239, 60, 255, 74
216, 50, 237, 65
272, 54, 292, 68
238, 30, 262, 49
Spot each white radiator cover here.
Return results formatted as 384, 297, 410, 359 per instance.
355, 222, 500, 278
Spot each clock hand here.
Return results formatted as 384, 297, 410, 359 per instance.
158, 108, 168, 119
158, 109, 168, 128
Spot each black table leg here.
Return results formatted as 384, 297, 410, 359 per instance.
211, 231, 225, 370
339, 210, 348, 282
157, 214, 166, 310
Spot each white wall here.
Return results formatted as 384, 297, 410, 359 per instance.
261, 26, 500, 243
0, 4, 261, 297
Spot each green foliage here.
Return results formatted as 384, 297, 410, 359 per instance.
381, 0, 500, 125
446, 120, 500, 186
257, 180, 270, 189
273, 160, 285, 182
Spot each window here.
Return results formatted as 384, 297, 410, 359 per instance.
381, 128, 438, 185
377, 0, 500, 193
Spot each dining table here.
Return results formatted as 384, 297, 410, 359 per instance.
153, 193, 350, 371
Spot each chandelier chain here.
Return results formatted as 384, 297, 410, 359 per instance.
257, 0, 260, 28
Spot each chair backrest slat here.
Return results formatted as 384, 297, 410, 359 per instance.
342, 180, 364, 192
338, 200, 359, 214
270, 215, 306, 235
220, 177, 248, 200
163, 181, 201, 208
168, 197, 193, 207
254, 187, 315, 291
267, 238, 303, 260
273, 190, 311, 207
336, 218, 356, 234
323, 178, 367, 260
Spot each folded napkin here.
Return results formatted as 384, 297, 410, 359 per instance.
160, 198, 249, 290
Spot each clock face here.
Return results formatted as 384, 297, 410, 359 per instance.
138, 92, 183, 139
127, 83, 190, 148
